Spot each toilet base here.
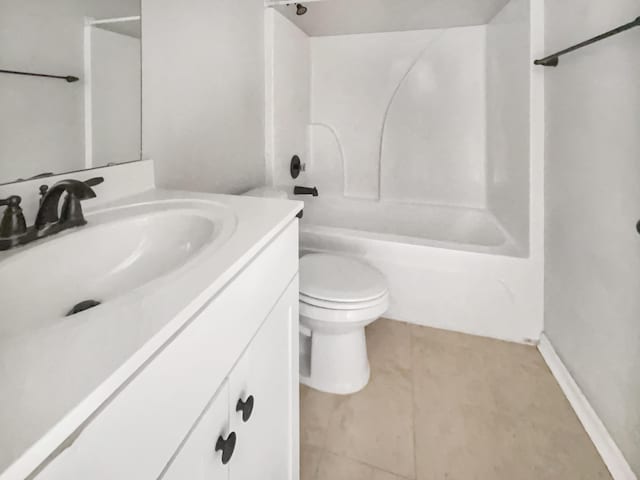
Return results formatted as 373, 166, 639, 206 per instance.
300, 327, 371, 395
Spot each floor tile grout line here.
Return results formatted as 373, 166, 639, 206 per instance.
321, 429, 417, 479
325, 449, 415, 480
311, 448, 325, 480
318, 395, 336, 451
313, 387, 341, 480
320, 447, 415, 479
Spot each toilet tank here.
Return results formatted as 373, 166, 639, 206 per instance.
243, 187, 289, 199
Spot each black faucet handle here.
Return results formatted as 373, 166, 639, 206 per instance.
84, 177, 104, 188
0, 195, 27, 238
0, 195, 22, 208
39, 184, 49, 207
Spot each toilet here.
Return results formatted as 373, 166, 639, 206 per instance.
298, 254, 389, 394
243, 186, 289, 200
243, 187, 389, 394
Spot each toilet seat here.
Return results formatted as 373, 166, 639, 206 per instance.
299, 291, 388, 311
299, 254, 388, 303
299, 293, 389, 327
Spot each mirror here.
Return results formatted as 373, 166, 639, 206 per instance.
0, 1, 142, 185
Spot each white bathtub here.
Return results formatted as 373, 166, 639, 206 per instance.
297, 196, 542, 343
300, 196, 520, 255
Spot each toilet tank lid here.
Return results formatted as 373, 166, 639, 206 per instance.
299, 254, 388, 303
243, 187, 288, 199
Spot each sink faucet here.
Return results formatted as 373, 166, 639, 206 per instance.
36, 179, 98, 230
0, 177, 103, 251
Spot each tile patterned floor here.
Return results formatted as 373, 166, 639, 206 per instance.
300, 319, 612, 480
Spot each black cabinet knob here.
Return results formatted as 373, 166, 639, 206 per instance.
236, 395, 255, 423
215, 432, 236, 465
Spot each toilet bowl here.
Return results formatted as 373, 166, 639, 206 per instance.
299, 254, 389, 395
241, 187, 389, 394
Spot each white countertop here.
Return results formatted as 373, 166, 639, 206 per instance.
0, 189, 302, 479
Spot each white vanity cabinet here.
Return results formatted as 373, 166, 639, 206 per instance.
35, 220, 300, 480
162, 380, 230, 479
227, 278, 297, 480
162, 280, 298, 480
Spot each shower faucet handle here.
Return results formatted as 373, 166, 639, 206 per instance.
290, 155, 303, 179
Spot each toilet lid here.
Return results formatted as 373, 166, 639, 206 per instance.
299, 254, 388, 303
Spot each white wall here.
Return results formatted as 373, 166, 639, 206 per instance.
310, 27, 487, 205
486, 0, 530, 250
142, 0, 265, 194
0, 0, 140, 185
265, 10, 311, 189
544, 1, 640, 475
90, 27, 141, 168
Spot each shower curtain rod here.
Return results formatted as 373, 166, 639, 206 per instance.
0, 69, 79, 83
534, 16, 640, 67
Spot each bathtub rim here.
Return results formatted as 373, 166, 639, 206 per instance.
299, 221, 527, 258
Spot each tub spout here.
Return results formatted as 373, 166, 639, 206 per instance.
294, 186, 318, 197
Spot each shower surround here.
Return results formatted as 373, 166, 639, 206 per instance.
310, 27, 487, 206
265, 0, 544, 343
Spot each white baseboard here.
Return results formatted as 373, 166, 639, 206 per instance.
538, 334, 637, 480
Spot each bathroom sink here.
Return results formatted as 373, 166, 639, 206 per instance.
0, 200, 237, 338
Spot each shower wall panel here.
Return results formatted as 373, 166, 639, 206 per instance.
310, 26, 487, 207
486, 0, 530, 249
266, 10, 311, 188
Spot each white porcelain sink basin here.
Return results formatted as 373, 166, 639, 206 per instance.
0, 200, 237, 338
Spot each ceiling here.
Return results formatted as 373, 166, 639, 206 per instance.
273, 0, 512, 36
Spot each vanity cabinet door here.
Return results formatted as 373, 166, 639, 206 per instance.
161, 381, 231, 480
229, 278, 299, 480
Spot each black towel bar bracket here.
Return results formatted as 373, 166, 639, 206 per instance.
0, 69, 79, 82
534, 16, 640, 67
